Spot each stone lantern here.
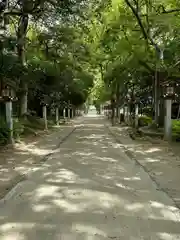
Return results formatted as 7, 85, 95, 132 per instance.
0, 83, 17, 143
41, 95, 49, 130
162, 81, 179, 141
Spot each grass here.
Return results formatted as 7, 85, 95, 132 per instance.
137, 116, 180, 141
0, 118, 10, 145
0, 115, 59, 146
19, 116, 56, 136
138, 115, 152, 127
172, 120, 180, 141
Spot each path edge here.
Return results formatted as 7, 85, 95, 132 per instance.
0, 126, 77, 201
106, 124, 180, 211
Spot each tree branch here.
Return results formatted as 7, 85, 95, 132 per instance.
138, 60, 154, 72
161, 8, 180, 14
124, 0, 148, 41
124, 0, 160, 52
4, 9, 21, 16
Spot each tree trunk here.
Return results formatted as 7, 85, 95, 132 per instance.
19, 81, 28, 117
5, 100, 14, 144
116, 84, 120, 121
111, 99, 115, 126
43, 105, 48, 130
154, 65, 160, 125
17, 14, 29, 117
55, 107, 59, 125
159, 91, 164, 127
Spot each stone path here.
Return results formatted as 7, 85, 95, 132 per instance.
108, 123, 180, 210
0, 115, 180, 239
0, 118, 83, 199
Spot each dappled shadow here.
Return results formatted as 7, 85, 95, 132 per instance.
109, 124, 180, 209
0, 118, 84, 199
0, 116, 180, 239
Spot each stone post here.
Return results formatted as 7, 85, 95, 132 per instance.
55, 107, 59, 125
71, 107, 74, 118
164, 99, 172, 141
5, 100, 14, 144
135, 104, 139, 128
63, 108, 66, 119
43, 105, 48, 130
68, 108, 70, 119
124, 106, 128, 124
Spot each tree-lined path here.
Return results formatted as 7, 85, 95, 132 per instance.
0, 114, 180, 239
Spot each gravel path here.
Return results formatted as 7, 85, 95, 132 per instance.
0, 115, 180, 239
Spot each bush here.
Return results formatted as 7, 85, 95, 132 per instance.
0, 114, 57, 145
172, 120, 180, 141
21, 116, 45, 130
0, 118, 10, 145
0, 118, 25, 145
138, 115, 152, 127
13, 118, 24, 139
120, 113, 124, 122
141, 106, 153, 117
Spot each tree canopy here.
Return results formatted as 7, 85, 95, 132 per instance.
0, 0, 95, 116
0, 0, 180, 120
90, 0, 180, 104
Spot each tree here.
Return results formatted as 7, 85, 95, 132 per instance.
88, 0, 180, 126
0, 0, 91, 116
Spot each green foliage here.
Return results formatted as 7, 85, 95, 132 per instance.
25, 23, 95, 110
1, 0, 180, 140
172, 120, 180, 141
13, 116, 55, 137
0, 118, 10, 145
0, 116, 46, 145
141, 106, 153, 117
85, 0, 180, 111
13, 119, 24, 139
0, 0, 96, 119
21, 116, 46, 131
0, 0, 100, 146
138, 116, 153, 127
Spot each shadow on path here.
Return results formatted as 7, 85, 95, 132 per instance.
0, 116, 180, 239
